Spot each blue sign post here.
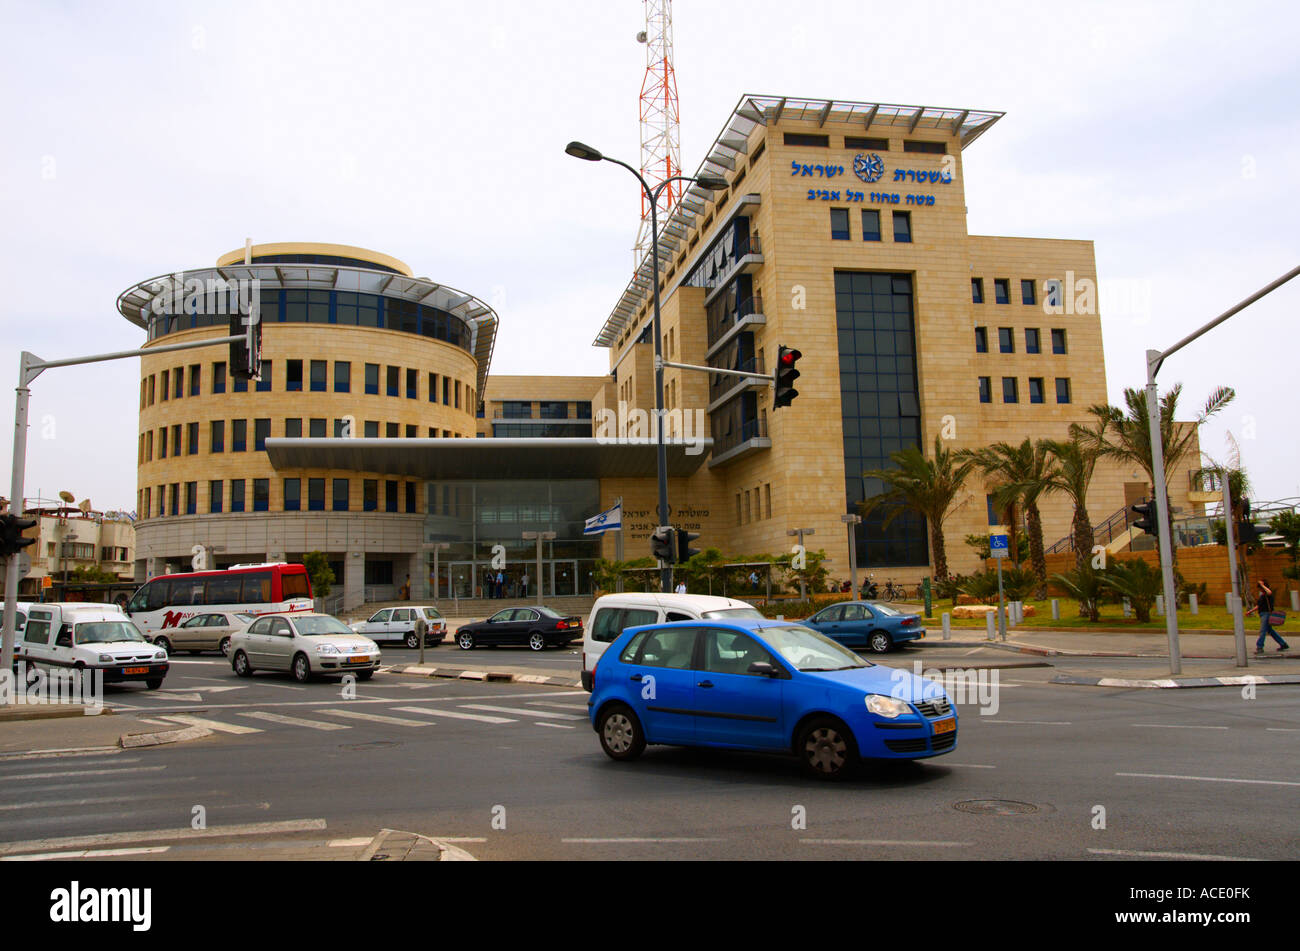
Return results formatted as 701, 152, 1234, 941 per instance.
989, 533, 1009, 640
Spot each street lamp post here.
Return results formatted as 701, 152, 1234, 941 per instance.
566, 141, 727, 593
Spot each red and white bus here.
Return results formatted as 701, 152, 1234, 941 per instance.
125, 563, 314, 637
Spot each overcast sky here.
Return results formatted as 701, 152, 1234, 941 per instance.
1, 0, 1297, 513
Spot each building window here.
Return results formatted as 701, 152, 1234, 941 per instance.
230, 479, 245, 512
1025, 328, 1041, 354
386, 366, 399, 397
209, 480, 223, 514
454, 380, 461, 409
333, 478, 349, 511
406, 368, 417, 399
364, 420, 379, 438
171, 424, 181, 455
975, 327, 988, 353
285, 418, 302, 438
233, 374, 247, 393
253, 479, 269, 512
187, 422, 199, 455
405, 481, 416, 513
333, 419, 348, 437
286, 360, 303, 392
385, 422, 399, 438
405, 424, 416, 438
213, 362, 226, 394
845, 136, 888, 150
284, 478, 301, 511
1056, 377, 1072, 404
169, 483, 179, 516
385, 480, 398, 512
365, 363, 379, 395
784, 132, 829, 147
173, 368, 183, 399
143, 487, 151, 517
1028, 377, 1045, 404
830, 208, 850, 240
994, 279, 1009, 304
147, 375, 155, 404
442, 377, 450, 404
903, 139, 946, 154
502, 401, 531, 418
892, 211, 912, 243
334, 361, 350, 393
146, 430, 154, 460
256, 361, 272, 392
254, 418, 270, 451
1021, 279, 1036, 305
232, 419, 246, 452
1002, 377, 1019, 403
428, 372, 439, 403
363, 479, 378, 512
309, 418, 326, 438
185, 482, 197, 515
308, 478, 325, 511
189, 364, 201, 396
310, 360, 327, 393
979, 376, 992, 403
159, 427, 167, 459
861, 209, 881, 241
1051, 329, 1067, 354
161, 371, 169, 401
998, 327, 1014, 353
971, 278, 984, 304
987, 495, 998, 525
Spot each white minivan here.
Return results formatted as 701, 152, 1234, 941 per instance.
14, 603, 169, 689
580, 592, 764, 691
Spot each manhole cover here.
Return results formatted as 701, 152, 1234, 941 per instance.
339, 741, 401, 752
954, 799, 1039, 816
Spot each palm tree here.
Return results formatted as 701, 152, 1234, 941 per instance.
960, 439, 1055, 598
860, 436, 976, 583
1040, 418, 1110, 573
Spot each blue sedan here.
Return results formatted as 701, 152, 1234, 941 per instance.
803, 600, 926, 653
587, 618, 957, 780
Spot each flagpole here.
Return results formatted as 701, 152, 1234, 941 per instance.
614, 497, 624, 591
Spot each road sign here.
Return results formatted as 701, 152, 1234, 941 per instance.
990, 533, 1009, 559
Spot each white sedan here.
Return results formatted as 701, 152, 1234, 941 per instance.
230, 613, 381, 683
350, 606, 446, 648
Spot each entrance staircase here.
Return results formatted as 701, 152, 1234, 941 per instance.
1044, 503, 1139, 556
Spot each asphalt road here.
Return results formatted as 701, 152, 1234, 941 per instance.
3, 647, 1296, 861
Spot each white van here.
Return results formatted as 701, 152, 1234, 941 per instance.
15, 603, 170, 689
580, 592, 763, 691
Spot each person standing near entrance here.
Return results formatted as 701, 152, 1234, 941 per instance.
1246, 578, 1289, 653
521, 572, 529, 598
484, 569, 494, 599
496, 570, 505, 599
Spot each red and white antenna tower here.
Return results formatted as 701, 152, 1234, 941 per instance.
634, 0, 682, 258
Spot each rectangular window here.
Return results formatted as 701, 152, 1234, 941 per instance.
998, 327, 1014, 353
892, 211, 912, 243
363, 479, 378, 512
385, 422, 399, 438
173, 368, 183, 399
334, 361, 350, 393
310, 360, 327, 392
783, 132, 829, 147
1021, 279, 1036, 305
212, 361, 226, 394
143, 487, 151, 517
971, 278, 984, 304
284, 478, 301, 511
185, 481, 197, 515
405, 481, 416, 513
994, 279, 1010, 304
286, 360, 303, 392
308, 478, 325, 511
428, 372, 439, 403
285, 418, 302, 438
230, 479, 245, 512
159, 427, 168, 458
253, 479, 269, 512
187, 421, 199, 455
830, 207, 850, 240
1025, 328, 1041, 354
861, 209, 881, 241
987, 495, 998, 525
406, 368, 417, 399
209, 480, 223, 514
442, 377, 450, 404
169, 483, 179, 516
1056, 377, 1072, 404
845, 136, 888, 150
364, 420, 378, 438
979, 376, 992, 403
256, 361, 271, 392
309, 418, 326, 438
386, 365, 399, 397
455, 380, 461, 409
231, 418, 246, 452
975, 327, 988, 353
254, 418, 270, 451
333, 418, 348, 438
1002, 377, 1019, 403
365, 363, 379, 395
333, 478, 349, 511
171, 424, 181, 455
903, 139, 946, 154
405, 424, 416, 438
1051, 329, 1067, 354
146, 430, 153, 460
385, 480, 398, 512
148, 375, 155, 404
233, 375, 247, 393
189, 364, 201, 396
1028, 377, 1045, 404
161, 371, 169, 401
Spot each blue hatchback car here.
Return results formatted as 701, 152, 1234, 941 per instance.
588, 618, 957, 779
802, 600, 926, 653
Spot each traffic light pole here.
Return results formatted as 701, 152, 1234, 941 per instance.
1222, 477, 1248, 667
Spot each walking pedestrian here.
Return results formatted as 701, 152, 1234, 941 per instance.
675, 581, 687, 595
1246, 578, 1289, 653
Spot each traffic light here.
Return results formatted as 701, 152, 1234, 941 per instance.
676, 528, 700, 563
228, 306, 263, 382
773, 345, 801, 409
651, 526, 676, 564
0, 515, 37, 557
1131, 500, 1158, 537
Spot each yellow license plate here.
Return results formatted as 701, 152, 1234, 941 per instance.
346, 656, 370, 664
124, 666, 149, 675
933, 718, 956, 735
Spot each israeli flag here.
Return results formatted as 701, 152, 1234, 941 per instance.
584, 502, 623, 536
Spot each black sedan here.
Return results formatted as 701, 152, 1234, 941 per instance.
455, 606, 583, 651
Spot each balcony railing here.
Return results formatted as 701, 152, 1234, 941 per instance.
708, 353, 766, 403
707, 290, 765, 348
1189, 469, 1223, 494
711, 415, 769, 460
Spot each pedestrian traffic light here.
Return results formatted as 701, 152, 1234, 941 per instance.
228, 306, 262, 382
773, 345, 801, 409
651, 526, 676, 564
1131, 500, 1158, 537
676, 529, 700, 563
0, 514, 37, 557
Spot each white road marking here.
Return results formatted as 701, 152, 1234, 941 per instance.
149, 692, 204, 702
800, 839, 974, 847
1266, 728, 1299, 733
0, 796, 141, 812
3, 847, 171, 861
983, 719, 1072, 726
197, 686, 247, 694
944, 763, 997, 769
0, 818, 328, 856
0, 747, 123, 761
318, 709, 429, 727
1088, 848, 1261, 861
534, 722, 575, 730
1117, 772, 1300, 787
158, 714, 262, 735
528, 701, 589, 710
462, 704, 584, 720
329, 837, 374, 848
238, 712, 349, 731
5, 765, 165, 782
562, 837, 724, 844
390, 706, 511, 724
1132, 723, 1229, 730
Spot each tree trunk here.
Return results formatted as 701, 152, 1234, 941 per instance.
1072, 503, 1095, 573
931, 520, 949, 582
1026, 502, 1047, 598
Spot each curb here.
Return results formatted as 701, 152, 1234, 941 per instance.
387, 664, 581, 688
1050, 673, 1300, 689
118, 724, 212, 749
0, 705, 115, 722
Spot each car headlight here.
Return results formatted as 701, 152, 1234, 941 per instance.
99, 654, 113, 663
865, 694, 912, 718
317, 644, 340, 654
154, 652, 166, 661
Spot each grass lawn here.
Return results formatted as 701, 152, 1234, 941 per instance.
931, 599, 1247, 631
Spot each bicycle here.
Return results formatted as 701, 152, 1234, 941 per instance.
882, 579, 905, 602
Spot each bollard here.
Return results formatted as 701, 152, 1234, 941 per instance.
1189, 593, 1198, 615
1155, 595, 1164, 616
1292, 590, 1299, 612
942, 612, 951, 640
1051, 598, 1060, 621
985, 611, 995, 641
1226, 592, 1233, 609
1122, 599, 1131, 618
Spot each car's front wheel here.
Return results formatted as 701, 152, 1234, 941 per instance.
457, 632, 475, 650
146, 678, 163, 690
232, 650, 253, 678
356, 669, 374, 681
528, 632, 546, 652
291, 653, 311, 683
597, 704, 645, 762
798, 717, 859, 781
868, 631, 893, 654
154, 636, 171, 654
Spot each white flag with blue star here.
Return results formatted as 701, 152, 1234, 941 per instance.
583, 501, 622, 536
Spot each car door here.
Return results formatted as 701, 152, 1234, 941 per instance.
390, 609, 414, 643
266, 617, 296, 670
361, 609, 392, 640
624, 626, 699, 744
513, 609, 540, 645
692, 627, 786, 749
809, 604, 844, 639
176, 615, 209, 650
837, 604, 873, 647
243, 617, 274, 666
482, 609, 516, 645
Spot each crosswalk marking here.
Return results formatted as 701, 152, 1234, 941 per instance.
317, 709, 429, 727
158, 714, 262, 735
528, 701, 589, 711
390, 706, 513, 724
462, 704, 585, 720
534, 722, 575, 730
238, 712, 349, 731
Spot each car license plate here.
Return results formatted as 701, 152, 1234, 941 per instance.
347, 656, 370, 664
933, 718, 956, 735
123, 666, 149, 675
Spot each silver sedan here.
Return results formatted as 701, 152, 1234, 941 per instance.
230, 613, 382, 683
